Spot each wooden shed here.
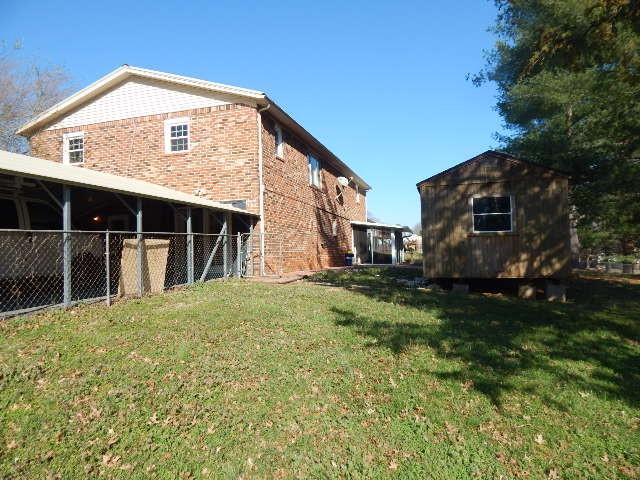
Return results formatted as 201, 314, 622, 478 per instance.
417, 150, 571, 282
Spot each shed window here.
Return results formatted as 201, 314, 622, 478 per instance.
63, 132, 84, 164
164, 118, 190, 153
274, 123, 284, 158
471, 196, 513, 232
308, 155, 321, 187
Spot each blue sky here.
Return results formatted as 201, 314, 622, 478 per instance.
2, 0, 503, 228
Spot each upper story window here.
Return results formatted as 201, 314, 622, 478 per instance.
308, 154, 321, 187
274, 123, 284, 158
471, 195, 514, 233
164, 118, 190, 153
63, 132, 84, 165
355, 184, 360, 203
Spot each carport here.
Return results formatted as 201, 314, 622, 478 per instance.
0, 150, 259, 316
351, 221, 410, 265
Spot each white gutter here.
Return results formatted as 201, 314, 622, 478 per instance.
256, 103, 271, 276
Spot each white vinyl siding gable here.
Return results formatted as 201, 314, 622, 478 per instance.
47, 78, 238, 130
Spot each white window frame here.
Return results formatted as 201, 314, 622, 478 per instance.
62, 131, 85, 165
308, 154, 321, 187
274, 123, 284, 158
470, 194, 515, 233
355, 184, 360, 203
164, 117, 190, 154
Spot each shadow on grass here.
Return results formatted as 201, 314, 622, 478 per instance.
313, 268, 640, 408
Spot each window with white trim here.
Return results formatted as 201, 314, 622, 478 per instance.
164, 118, 190, 153
308, 154, 321, 187
63, 132, 84, 164
355, 184, 360, 203
274, 123, 284, 158
471, 196, 514, 232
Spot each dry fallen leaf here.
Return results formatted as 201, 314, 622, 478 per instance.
547, 467, 559, 479
102, 453, 121, 468
534, 434, 544, 445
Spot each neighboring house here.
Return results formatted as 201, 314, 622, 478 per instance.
15, 65, 387, 273
417, 150, 571, 286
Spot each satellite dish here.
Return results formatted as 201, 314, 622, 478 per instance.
337, 176, 349, 187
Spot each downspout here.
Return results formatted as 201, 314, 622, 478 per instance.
257, 102, 271, 276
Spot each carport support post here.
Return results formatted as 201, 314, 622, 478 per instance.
105, 231, 111, 306
236, 233, 242, 277
136, 198, 143, 297
369, 230, 374, 265
223, 212, 231, 277
391, 231, 397, 265
186, 207, 194, 284
62, 186, 71, 306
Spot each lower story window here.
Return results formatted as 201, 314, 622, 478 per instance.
471, 196, 513, 232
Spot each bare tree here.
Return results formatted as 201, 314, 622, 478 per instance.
0, 43, 72, 153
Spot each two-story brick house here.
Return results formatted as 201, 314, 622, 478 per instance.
17, 66, 385, 273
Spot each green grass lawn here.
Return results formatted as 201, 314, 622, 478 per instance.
1, 268, 638, 479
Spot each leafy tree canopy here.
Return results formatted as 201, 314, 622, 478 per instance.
476, 0, 640, 253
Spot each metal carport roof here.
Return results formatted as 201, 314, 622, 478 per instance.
0, 150, 258, 216
351, 220, 411, 232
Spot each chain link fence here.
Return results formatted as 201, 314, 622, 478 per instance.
0, 230, 251, 317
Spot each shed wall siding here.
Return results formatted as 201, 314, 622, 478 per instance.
46, 78, 242, 130
421, 162, 571, 279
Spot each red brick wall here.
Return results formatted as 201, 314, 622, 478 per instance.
28, 103, 368, 274
29, 104, 261, 214
261, 114, 367, 272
